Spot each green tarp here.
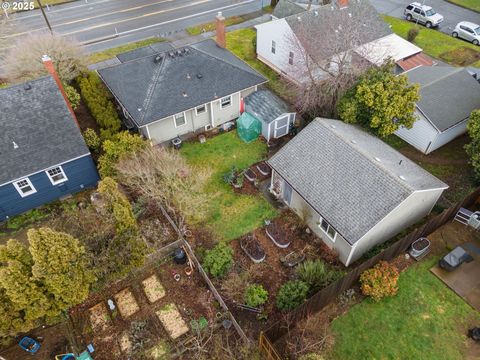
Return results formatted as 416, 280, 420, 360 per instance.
237, 112, 262, 143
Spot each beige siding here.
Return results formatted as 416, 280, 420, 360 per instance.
211, 92, 241, 126
191, 104, 211, 129
347, 188, 445, 265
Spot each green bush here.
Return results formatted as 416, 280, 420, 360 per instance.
276, 280, 309, 311
98, 131, 148, 178
407, 27, 419, 42
82, 128, 101, 151
77, 71, 121, 140
202, 242, 234, 278
244, 284, 268, 308
465, 109, 480, 181
63, 83, 81, 110
360, 261, 399, 302
296, 259, 344, 292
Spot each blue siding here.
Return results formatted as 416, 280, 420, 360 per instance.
0, 155, 99, 221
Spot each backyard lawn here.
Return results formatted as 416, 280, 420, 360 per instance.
329, 258, 480, 360
383, 16, 480, 67
181, 131, 278, 241
447, 0, 480, 12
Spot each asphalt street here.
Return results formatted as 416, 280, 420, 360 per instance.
2, 0, 264, 52
371, 0, 480, 35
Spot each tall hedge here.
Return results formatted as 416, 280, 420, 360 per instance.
77, 71, 121, 140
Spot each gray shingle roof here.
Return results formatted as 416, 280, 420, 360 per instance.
116, 42, 174, 63
406, 66, 480, 132
268, 119, 447, 244
273, 0, 305, 18
0, 76, 90, 185
244, 90, 291, 124
98, 39, 266, 127
285, 0, 391, 61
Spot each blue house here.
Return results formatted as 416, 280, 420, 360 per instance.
0, 76, 99, 221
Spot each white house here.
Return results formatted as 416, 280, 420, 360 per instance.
255, 0, 428, 83
268, 119, 448, 266
395, 66, 480, 154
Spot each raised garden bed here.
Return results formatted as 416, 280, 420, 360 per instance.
156, 303, 189, 339
409, 237, 431, 261
266, 222, 291, 248
256, 162, 271, 176
280, 251, 305, 267
142, 274, 166, 303
240, 235, 266, 263
89, 303, 110, 333
244, 168, 257, 182
114, 288, 140, 318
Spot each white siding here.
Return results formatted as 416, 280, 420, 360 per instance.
394, 111, 439, 154
347, 188, 445, 266
430, 119, 468, 153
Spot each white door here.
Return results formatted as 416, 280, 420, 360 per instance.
274, 115, 289, 138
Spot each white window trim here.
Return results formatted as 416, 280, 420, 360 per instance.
13, 178, 37, 198
173, 112, 187, 128
220, 95, 232, 109
195, 104, 206, 115
318, 216, 337, 242
46, 165, 68, 185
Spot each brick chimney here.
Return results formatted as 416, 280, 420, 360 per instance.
41, 54, 79, 128
338, 0, 348, 8
215, 11, 226, 49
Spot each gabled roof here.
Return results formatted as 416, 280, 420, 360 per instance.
98, 39, 266, 127
268, 119, 447, 244
0, 76, 90, 186
244, 90, 291, 124
272, 0, 305, 19
284, 0, 391, 60
406, 66, 480, 132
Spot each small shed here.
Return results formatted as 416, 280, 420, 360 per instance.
237, 112, 262, 143
244, 90, 296, 142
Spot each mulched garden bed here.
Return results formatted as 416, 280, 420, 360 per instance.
244, 168, 257, 182
240, 235, 266, 263
266, 221, 291, 248
256, 162, 271, 176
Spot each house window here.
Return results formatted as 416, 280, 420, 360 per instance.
13, 178, 36, 197
174, 112, 186, 127
221, 96, 231, 108
289, 51, 294, 65
319, 218, 336, 241
271, 40, 276, 54
46, 166, 68, 185
195, 105, 206, 115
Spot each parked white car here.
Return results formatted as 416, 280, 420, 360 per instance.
404, 2, 443, 28
452, 21, 480, 45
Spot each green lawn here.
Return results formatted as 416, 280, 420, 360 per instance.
87, 38, 165, 64
383, 15, 480, 67
181, 131, 278, 241
330, 258, 480, 360
447, 0, 480, 12
226, 28, 291, 100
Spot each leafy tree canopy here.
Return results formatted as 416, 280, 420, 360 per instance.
465, 109, 480, 181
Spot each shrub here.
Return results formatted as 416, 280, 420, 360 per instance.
407, 27, 419, 42
276, 280, 310, 311
82, 128, 101, 151
296, 260, 344, 292
202, 242, 234, 278
77, 71, 121, 140
98, 131, 148, 178
465, 109, 480, 181
244, 284, 268, 308
63, 83, 81, 110
360, 261, 399, 302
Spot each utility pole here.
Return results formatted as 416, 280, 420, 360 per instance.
37, 0, 53, 34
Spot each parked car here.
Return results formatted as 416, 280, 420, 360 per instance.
452, 21, 480, 45
404, 2, 444, 28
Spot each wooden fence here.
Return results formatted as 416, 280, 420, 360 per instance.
262, 187, 480, 347
259, 332, 283, 360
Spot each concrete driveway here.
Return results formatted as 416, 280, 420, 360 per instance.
371, 0, 480, 36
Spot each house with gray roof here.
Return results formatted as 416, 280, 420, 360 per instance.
98, 38, 267, 145
0, 76, 99, 221
268, 118, 448, 265
272, 0, 305, 19
395, 65, 480, 154
244, 89, 296, 141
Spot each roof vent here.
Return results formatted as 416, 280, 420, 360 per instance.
197, 73, 203, 79
154, 55, 162, 63
186, 73, 191, 79
374, 157, 381, 162
184, 48, 190, 54
182, 92, 188, 97
12, 141, 18, 149
314, 11, 318, 16
399, 175, 406, 181
24, 83, 32, 91
168, 51, 175, 57
137, 108, 142, 112
330, 124, 336, 129
297, 16, 301, 21
176, 50, 183, 56
350, 140, 357, 144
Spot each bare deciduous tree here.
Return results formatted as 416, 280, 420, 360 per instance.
3, 31, 86, 83
115, 146, 211, 232
286, 0, 390, 117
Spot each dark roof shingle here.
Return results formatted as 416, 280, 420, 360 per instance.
273, 0, 305, 18
244, 90, 291, 124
